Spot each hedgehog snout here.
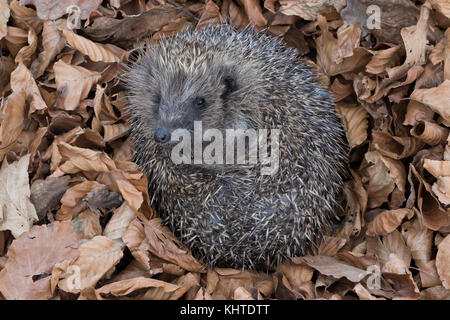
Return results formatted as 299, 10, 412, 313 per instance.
154, 127, 171, 144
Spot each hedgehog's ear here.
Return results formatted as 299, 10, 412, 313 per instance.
220, 68, 237, 99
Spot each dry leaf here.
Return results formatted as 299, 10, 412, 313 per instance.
19, 0, 101, 20
0, 154, 38, 238
62, 29, 121, 63
58, 236, 124, 293
336, 103, 368, 148
0, 0, 10, 40
144, 218, 205, 273
411, 80, 450, 122
53, 59, 101, 111
366, 209, 413, 236
436, 234, 450, 289
0, 221, 78, 299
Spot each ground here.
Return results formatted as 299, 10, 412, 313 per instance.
0, 0, 450, 300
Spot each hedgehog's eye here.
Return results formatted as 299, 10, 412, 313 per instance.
193, 97, 205, 108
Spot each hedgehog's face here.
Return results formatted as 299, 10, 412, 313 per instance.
126, 51, 242, 146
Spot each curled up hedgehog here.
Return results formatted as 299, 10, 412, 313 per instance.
124, 23, 348, 270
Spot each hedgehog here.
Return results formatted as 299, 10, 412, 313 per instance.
124, 23, 348, 270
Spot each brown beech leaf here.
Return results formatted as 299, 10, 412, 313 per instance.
95, 277, 178, 300
30, 20, 66, 78
0, 154, 38, 238
341, 0, 419, 44
103, 123, 130, 143
241, 0, 267, 27
429, 0, 450, 19
19, 0, 101, 20
206, 268, 273, 299
362, 151, 406, 208
372, 131, 425, 160
366, 46, 401, 75
411, 80, 450, 122
377, 230, 411, 269
14, 27, 37, 66
296, 255, 368, 283
10, 63, 47, 114
30, 175, 70, 220
436, 234, 450, 289
83, 8, 185, 45
316, 15, 371, 76
144, 218, 205, 273
401, 218, 433, 268
410, 120, 449, 146
197, 0, 223, 29
51, 142, 116, 177
53, 59, 101, 111
72, 209, 102, 240
0, 221, 78, 299
103, 202, 136, 244
0, 90, 26, 150
366, 209, 414, 236
0, 0, 10, 40
58, 236, 123, 293
336, 103, 368, 149
62, 29, 121, 63
56, 180, 103, 220
411, 165, 450, 231
279, 0, 345, 20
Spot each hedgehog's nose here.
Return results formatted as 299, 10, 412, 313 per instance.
154, 127, 170, 144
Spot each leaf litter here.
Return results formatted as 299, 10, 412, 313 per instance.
0, 0, 450, 300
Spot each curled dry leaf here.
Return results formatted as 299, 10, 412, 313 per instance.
241, 0, 267, 27
0, 154, 38, 238
0, 0, 10, 40
10, 63, 47, 114
411, 80, 450, 122
197, 0, 223, 30
58, 236, 124, 293
30, 20, 66, 78
0, 221, 78, 299
366, 46, 401, 75
72, 209, 102, 240
206, 268, 273, 299
19, 0, 101, 20
366, 208, 414, 236
279, 0, 345, 20
0, 90, 26, 150
401, 218, 433, 268
62, 29, 121, 63
53, 59, 101, 111
95, 277, 178, 300
83, 8, 185, 45
51, 142, 116, 177
362, 151, 406, 208
336, 103, 368, 149
436, 234, 450, 289
411, 120, 449, 146
56, 180, 102, 220
316, 15, 371, 76
30, 175, 70, 220
144, 218, 205, 273
14, 27, 37, 66
296, 255, 368, 283
103, 202, 136, 245
403, 101, 434, 127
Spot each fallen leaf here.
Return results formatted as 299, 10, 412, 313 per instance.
0, 221, 78, 299
366, 209, 413, 236
436, 234, 450, 289
0, 154, 38, 238
58, 236, 123, 293
19, 0, 101, 20
53, 59, 101, 111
